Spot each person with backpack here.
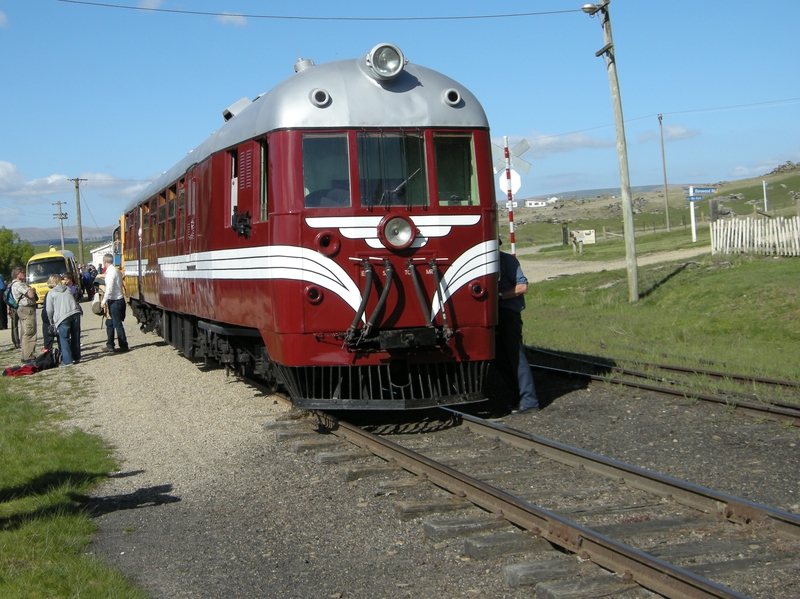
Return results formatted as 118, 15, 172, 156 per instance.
45, 274, 81, 366
0, 273, 8, 330
4, 272, 20, 349
10, 267, 37, 363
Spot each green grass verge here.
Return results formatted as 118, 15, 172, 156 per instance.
0, 368, 147, 599
524, 253, 800, 382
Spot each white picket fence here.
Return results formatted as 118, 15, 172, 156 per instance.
710, 216, 800, 256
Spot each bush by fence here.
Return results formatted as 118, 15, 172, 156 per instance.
711, 216, 800, 256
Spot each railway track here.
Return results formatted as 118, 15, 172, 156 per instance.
274, 409, 800, 599
527, 348, 800, 427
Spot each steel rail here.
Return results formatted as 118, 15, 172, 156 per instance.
529, 362, 800, 426
561, 361, 800, 412
324, 416, 750, 599
450, 410, 800, 541
529, 347, 800, 390
640, 362, 800, 389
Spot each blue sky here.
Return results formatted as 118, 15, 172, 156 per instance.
1, 0, 798, 232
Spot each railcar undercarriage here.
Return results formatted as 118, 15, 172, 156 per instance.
129, 299, 488, 410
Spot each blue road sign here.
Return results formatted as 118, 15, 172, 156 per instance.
686, 195, 703, 201
684, 187, 717, 195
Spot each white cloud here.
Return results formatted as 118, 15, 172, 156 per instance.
492, 132, 614, 161
638, 124, 701, 144
216, 13, 248, 27
0, 11, 8, 28
0, 162, 71, 200
137, 0, 164, 8
0, 161, 148, 203
728, 157, 795, 179
525, 131, 614, 159
0, 160, 24, 186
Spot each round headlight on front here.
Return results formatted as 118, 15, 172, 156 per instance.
366, 43, 406, 81
378, 215, 416, 250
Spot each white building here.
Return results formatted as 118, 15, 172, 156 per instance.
89, 241, 113, 269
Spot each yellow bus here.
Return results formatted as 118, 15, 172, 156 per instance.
26, 248, 82, 305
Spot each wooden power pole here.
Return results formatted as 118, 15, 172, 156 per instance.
68, 177, 87, 264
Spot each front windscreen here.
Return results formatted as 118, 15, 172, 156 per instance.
358, 131, 428, 207
27, 258, 67, 284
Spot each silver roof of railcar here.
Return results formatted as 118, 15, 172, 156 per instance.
127, 45, 489, 211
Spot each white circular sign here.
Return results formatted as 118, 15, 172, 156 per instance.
498, 169, 521, 194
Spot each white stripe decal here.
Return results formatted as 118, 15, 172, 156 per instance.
431, 240, 498, 318
156, 246, 363, 315
306, 214, 481, 248
124, 259, 148, 277
137, 238, 494, 323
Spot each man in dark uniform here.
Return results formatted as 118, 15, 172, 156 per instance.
496, 250, 539, 414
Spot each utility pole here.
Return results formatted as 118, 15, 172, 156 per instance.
582, 0, 639, 302
52, 201, 68, 250
68, 177, 87, 264
658, 114, 671, 232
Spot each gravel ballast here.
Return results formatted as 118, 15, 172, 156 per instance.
24, 308, 797, 598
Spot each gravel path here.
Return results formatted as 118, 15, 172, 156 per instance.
5, 261, 791, 598
66, 320, 542, 599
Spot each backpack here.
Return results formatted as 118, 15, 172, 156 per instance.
34, 348, 60, 370
4, 285, 17, 309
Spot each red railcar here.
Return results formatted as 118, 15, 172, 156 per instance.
122, 43, 500, 409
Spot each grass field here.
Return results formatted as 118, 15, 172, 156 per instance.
523, 252, 800, 383
0, 363, 146, 599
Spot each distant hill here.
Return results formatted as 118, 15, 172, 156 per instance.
13, 225, 115, 245
525, 184, 683, 201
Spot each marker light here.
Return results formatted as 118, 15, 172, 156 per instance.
366, 43, 406, 81
378, 215, 416, 250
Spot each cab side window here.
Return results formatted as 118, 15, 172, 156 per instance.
302, 133, 351, 208
433, 134, 477, 206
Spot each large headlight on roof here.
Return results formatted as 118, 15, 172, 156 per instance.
378, 214, 416, 250
366, 43, 406, 81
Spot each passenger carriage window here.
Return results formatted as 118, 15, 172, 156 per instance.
433, 134, 477, 206
150, 200, 158, 246
302, 133, 351, 208
358, 131, 427, 207
167, 185, 177, 241
177, 179, 185, 239
141, 202, 150, 246
157, 192, 166, 243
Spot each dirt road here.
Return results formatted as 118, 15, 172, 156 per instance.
516, 245, 713, 283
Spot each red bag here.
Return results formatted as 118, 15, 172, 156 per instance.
3, 365, 41, 377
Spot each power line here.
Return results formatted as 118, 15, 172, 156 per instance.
55, 0, 581, 21
528, 96, 800, 143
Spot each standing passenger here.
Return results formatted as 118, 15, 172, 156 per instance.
0, 272, 7, 330
496, 251, 539, 414
41, 282, 57, 351
100, 253, 129, 353
62, 273, 77, 297
46, 274, 82, 366
6, 270, 20, 348
10, 267, 37, 363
